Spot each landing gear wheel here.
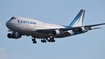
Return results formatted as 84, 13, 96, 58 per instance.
52, 39, 55, 42
41, 40, 46, 43
47, 36, 55, 42
32, 38, 37, 44
33, 41, 37, 44
49, 39, 55, 42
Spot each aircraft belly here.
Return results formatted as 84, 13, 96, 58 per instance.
31, 32, 48, 38
54, 32, 71, 38
8, 23, 72, 38
31, 31, 71, 38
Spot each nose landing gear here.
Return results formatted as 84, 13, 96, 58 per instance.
32, 35, 55, 44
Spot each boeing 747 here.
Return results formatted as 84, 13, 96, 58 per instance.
6, 9, 105, 44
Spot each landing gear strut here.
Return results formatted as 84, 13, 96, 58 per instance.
32, 38, 37, 44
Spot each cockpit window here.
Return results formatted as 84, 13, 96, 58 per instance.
11, 17, 16, 19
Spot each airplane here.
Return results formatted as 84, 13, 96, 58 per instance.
6, 9, 105, 44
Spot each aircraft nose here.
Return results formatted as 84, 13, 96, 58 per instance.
6, 17, 16, 28
6, 19, 11, 28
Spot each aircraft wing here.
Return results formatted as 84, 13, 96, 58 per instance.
61, 23, 105, 31
84, 23, 105, 27
35, 23, 105, 33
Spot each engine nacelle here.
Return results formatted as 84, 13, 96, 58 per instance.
53, 30, 61, 35
81, 27, 88, 33
7, 32, 21, 39
73, 27, 88, 34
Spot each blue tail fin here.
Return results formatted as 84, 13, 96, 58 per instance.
69, 9, 85, 27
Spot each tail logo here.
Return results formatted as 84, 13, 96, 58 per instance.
69, 9, 85, 27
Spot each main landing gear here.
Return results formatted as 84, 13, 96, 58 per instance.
32, 38, 37, 44
41, 39, 46, 43
32, 36, 55, 44
46, 36, 55, 42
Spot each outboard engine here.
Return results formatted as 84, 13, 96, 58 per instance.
7, 32, 21, 39
73, 27, 89, 34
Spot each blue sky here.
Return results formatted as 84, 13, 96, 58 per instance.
0, 0, 105, 59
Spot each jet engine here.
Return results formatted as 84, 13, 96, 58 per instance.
7, 32, 21, 39
53, 30, 61, 35
73, 27, 90, 34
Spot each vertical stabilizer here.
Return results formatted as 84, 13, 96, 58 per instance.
69, 9, 85, 27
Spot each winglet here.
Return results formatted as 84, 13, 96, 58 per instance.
69, 9, 85, 27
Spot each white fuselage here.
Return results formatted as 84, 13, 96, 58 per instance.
6, 17, 69, 38
6, 9, 105, 44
